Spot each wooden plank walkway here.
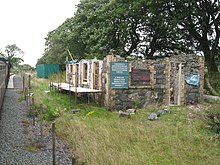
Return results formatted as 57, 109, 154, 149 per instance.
52, 82, 102, 93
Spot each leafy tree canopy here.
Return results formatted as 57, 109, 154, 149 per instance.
0, 44, 24, 68
39, 0, 220, 72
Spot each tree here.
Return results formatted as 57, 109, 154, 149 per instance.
40, 0, 220, 72
149, 0, 220, 72
18, 64, 34, 72
0, 44, 24, 68
38, 17, 89, 70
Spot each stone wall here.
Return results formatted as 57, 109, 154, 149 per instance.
104, 54, 204, 111
170, 55, 204, 104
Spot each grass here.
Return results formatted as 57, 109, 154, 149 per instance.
30, 75, 220, 165
55, 107, 220, 164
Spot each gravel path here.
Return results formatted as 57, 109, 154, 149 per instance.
0, 77, 72, 165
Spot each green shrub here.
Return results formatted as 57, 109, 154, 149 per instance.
206, 108, 220, 134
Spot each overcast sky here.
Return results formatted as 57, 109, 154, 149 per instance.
0, 0, 80, 67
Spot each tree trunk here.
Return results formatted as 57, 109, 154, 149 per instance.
206, 56, 218, 73
205, 77, 219, 96
204, 50, 218, 73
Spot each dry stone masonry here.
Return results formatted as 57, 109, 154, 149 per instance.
65, 54, 204, 111
103, 54, 204, 110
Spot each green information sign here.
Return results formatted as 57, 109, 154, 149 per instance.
110, 75, 129, 88
110, 62, 129, 88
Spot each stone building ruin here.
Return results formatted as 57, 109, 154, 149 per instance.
65, 54, 204, 110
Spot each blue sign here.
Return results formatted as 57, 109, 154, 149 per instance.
110, 62, 129, 88
185, 74, 200, 86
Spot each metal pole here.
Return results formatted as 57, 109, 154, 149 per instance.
74, 68, 77, 109
27, 88, 29, 107
58, 72, 61, 96
32, 97, 35, 126
69, 73, 71, 110
40, 104, 43, 141
28, 74, 31, 89
87, 93, 90, 104
23, 76, 25, 91
24, 87, 26, 101
72, 157, 76, 165
52, 122, 56, 165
